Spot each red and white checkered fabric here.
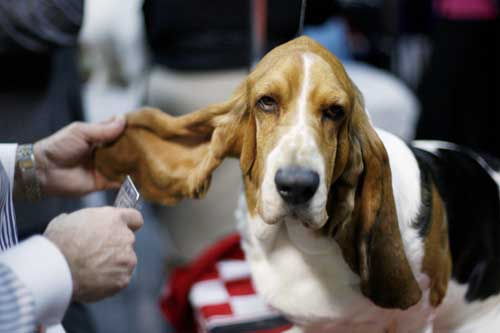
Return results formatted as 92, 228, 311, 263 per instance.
190, 259, 290, 332
160, 233, 292, 333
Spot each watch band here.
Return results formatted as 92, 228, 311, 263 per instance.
16, 144, 41, 202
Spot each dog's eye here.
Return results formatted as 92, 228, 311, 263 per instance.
323, 105, 345, 121
257, 96, 278, 113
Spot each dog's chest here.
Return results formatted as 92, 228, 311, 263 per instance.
239, 213, 394, 330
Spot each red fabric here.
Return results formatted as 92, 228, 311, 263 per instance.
224, 278, 256, 296
199, 303, 233, 318
159, 233, 243, 333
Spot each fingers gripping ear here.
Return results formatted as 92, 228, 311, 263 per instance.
78, 117, 126, 144
95, 99, 247, 205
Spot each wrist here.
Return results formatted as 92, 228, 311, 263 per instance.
44, 213, 81, 301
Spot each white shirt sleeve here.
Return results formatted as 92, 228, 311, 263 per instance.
0, 262, 36, 333
0, 143, 72, 329
0, 236, 73, 327
0, 144, 17, 188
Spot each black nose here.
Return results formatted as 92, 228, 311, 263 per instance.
274, 166, 320, 205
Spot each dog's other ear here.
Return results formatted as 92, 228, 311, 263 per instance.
335, 89, 422, 310
94, 87, 254, 205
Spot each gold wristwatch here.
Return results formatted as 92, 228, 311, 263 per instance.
16, 144, 41, 202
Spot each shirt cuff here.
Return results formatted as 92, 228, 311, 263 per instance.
0, 235, 73, 326
0, 143, 18, 187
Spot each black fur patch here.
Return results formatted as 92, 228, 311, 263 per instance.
411, 144, 500, 302
411, 151, 434, 238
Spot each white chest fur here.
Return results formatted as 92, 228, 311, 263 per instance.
239, 211, 435, 333
241, 212, 388, 327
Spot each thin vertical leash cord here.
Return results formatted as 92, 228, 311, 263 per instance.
297, 0, 307, 36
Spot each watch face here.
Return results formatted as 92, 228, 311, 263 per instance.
19, 159, 34, 169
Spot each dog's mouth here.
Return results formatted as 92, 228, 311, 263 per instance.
288, 208, 320, 230
278, 204, 329, 231
260, 205, 325, 230
284, 213, 334, 255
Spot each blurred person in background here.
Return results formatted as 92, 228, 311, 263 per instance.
78, 1, 169, 332
414, 0, 500, 158
0, 1, 96, 331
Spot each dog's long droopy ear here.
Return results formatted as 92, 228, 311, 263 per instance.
94, 89, 253, 205
341, 91, 422, 309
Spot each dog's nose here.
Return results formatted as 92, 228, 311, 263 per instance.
275, 166, 320, 205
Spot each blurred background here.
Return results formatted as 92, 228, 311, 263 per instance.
1, 0, 498, 332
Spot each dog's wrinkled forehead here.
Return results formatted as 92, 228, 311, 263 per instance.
247, 36, 353, 96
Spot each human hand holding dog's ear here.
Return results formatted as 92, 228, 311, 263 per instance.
44, 207, 143, 302
33, 116, 126, 198
95, 103, 248, 205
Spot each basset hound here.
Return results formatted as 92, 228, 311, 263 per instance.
95, 37, 500, 333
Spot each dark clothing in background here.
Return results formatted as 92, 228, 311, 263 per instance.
0, 0, 83, 52
0, 1, 95, 332
0, 47, 84, 238
0, 0, 85, 247
416, 19, 500, 158
143, 0, 302, 70
143, 0, 340, 71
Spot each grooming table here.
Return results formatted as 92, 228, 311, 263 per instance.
160, 234, 292, 333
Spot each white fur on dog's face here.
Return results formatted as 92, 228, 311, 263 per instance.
259, 54, 327, 228
253, 52, 350, 229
